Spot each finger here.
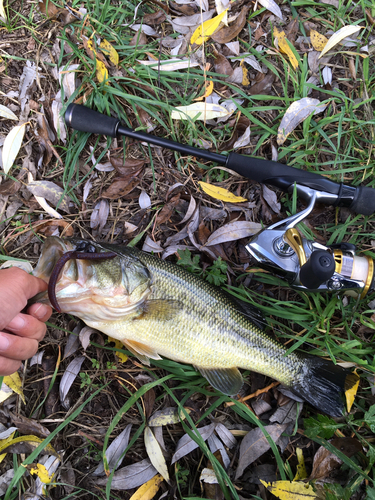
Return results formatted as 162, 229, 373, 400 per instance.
27, 303, 53, 323
0, 268, 48, 329
0, 357, 22, 377
6, 314, 47, 342
0, 332, 39, 362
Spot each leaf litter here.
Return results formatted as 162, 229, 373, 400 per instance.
1, 0, 374, 498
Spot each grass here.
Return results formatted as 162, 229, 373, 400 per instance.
1, 0, 375, 497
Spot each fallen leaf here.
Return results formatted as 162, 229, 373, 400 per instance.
79, 327, 97, 351
258, 0, 283, 20
294, 448, 308, 480
149, 407, 191, 426
144, 426, 169, 482
142, 236, 163, 253
262, 185, 281, 214
144, 9, 166, 25
277, 97, 328, 145
27, 456, 60, 498
63, 330, 80, 359
59, 356, 85, 408
213, 51, 233, 77
194, 80, 214, 100
240, 60, 251, 85
319, 25, 363, 58
93, 425, 132, 476
9, 412, 50, 439
235, 423, 289, 479
2, 122, 27, 175
95, 459, 157, 490
309, 438, 362, 480
310, 29, 328, 51
0, 0, 6, 19
215, 423, 237, 449
108, 337, 128, 362
102, 177, 140, 199
233, 125, 251, 149
190, 9, 228, 45
96, 60, 108, 83
137, 58, 199, 71
0, 435, 59, 458
27, 180, 71, 213
171, 423, 216, 464
171, 103, 230, 121
29, 463, 55, 484
0, 105, 17, 121
129, 474, 164, 500
249, 72, 275, 95
261, 480, 316, 500
211, 6, 249, 43
4, 372, 25, 404
199, 181, 247, 202
345, 371, 360, 412
100, 39, 119, 65
274, 27, 299, 69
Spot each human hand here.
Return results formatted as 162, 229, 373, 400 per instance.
0, 267, 52, 376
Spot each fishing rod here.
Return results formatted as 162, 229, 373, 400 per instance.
64, 103, 375, 298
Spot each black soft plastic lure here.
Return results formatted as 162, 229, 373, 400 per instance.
48, 249, 117, 312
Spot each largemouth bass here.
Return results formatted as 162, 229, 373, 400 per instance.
33, 237, 351, 416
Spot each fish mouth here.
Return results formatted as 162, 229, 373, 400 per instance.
33, 237, 143, 320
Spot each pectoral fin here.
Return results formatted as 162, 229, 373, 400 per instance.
198, 367, 243, 396
122, 339, 162, 366
135, 299, 182, 321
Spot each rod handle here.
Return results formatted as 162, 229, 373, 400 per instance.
65, 103, 120, 137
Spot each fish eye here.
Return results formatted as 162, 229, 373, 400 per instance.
76, 241, 97, 253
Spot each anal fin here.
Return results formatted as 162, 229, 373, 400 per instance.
198, 367, 243, 396
122, 339, 162, 366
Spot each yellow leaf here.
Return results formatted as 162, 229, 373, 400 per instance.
100, 39, 119, 66
191, 9, 228, 46
345, 370, 360, 412
4, 372, 25, 404
293, 448, 308, 481
274, 27, 299, 70
240, 60, 250, 85
29, 463, 55, 484
0, 0, 6, 20
310, 29, 328, 51
0, 431, 16, 464
108, 337, 128, 362
199, 181, 247, 203
129, 474, 164, 500
319, 25, 363, 59
171, 103, 229, 121
194, 80, 214, 101
96, 60, 108, 83
261, 480, 316, 500
0, 435, 60, 458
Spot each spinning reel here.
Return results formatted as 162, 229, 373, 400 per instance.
64, 104, 375, 298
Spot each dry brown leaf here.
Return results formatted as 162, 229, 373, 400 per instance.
248, 72, 275, 95
130, 30, 148, 46
33, 219, 74, 237
235, 424, 289, 479
309, 438, 362, 480
143, 10, 166, 25
102, 177, 140, 199
213, 51, 233, 77
110, 157, 145, 176
211, 6, 250, 43
27, 180, 71, 213
156, 194, 181, 224
9, 413, 50, 439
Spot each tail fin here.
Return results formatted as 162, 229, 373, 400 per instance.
288, 355, 352, 417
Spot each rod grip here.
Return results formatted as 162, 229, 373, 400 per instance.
65, 103, 120, 137
349, 186, 375, 216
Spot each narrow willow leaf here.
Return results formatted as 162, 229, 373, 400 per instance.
190, 8, 228, 45
261, 480, 316, 500
293, 448, 308, 480
274, 27, 298, 69
148, 407, 191, 427
205, 221, 262, 246
129, 474, 164, 500
277, 98, 327, 145
319, 25, 363, 58
59, 356, 85, 406
172, 103, 230, 121
2, 123, 27, 174
144, 426, 169, 482
0, 0, 6, 19
96, 60, 108, 83
93, 424, 132, 476
199, 181, 247, 202
95, 459, 157, 490
0, 435, 59, 458
0, 105, 17, 121
4, 373, 25, 404
29, 463, 55, 484
171, 423, 216, 464
258, 0, 283, 20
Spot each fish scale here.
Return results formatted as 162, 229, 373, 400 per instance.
33, 237, 353, 416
